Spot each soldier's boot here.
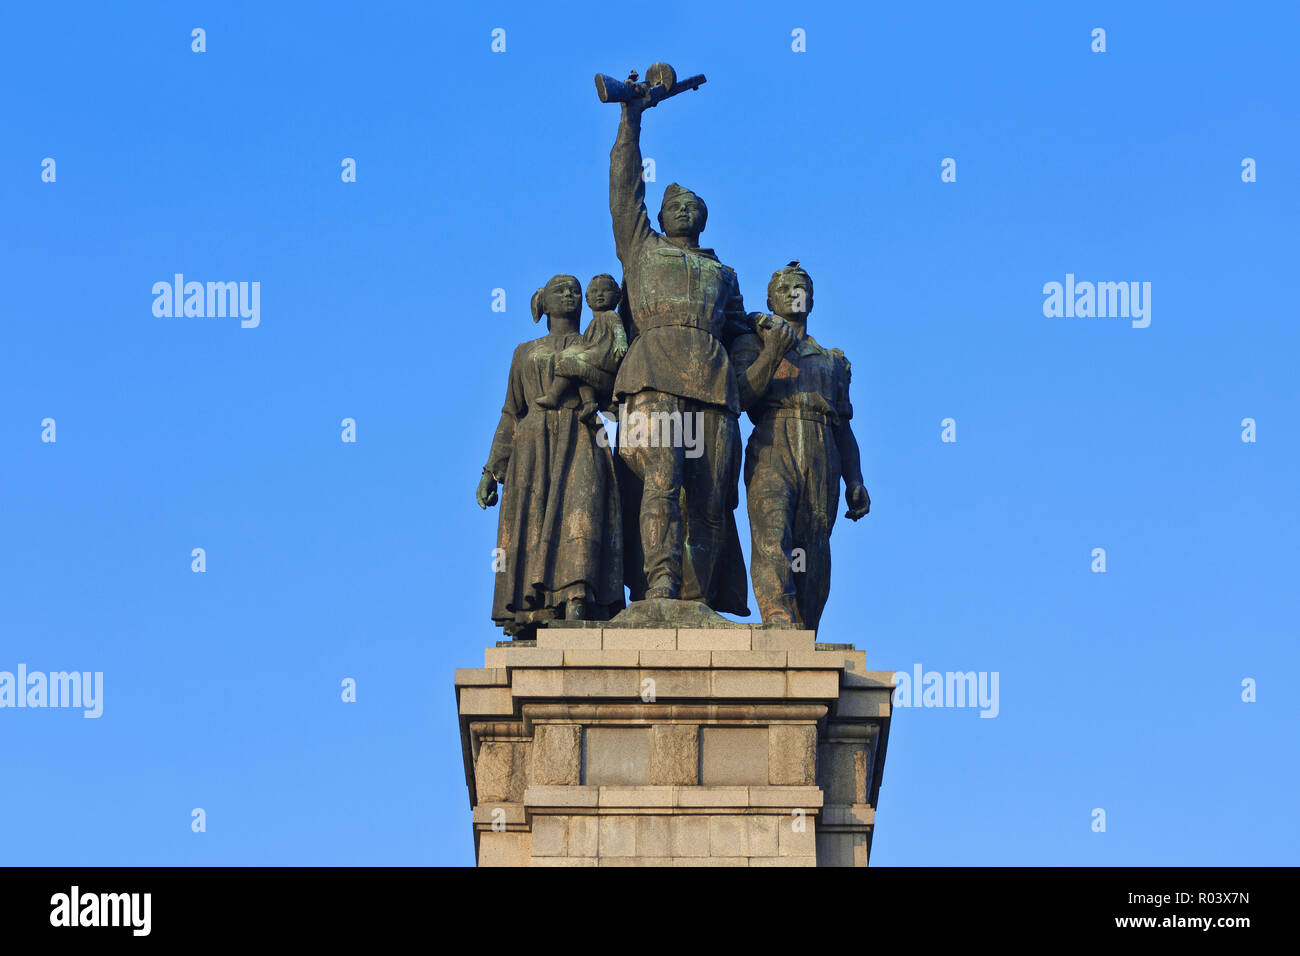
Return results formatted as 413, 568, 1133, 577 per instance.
644, 579, 679, 600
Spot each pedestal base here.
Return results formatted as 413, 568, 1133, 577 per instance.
454, 626, 895, 866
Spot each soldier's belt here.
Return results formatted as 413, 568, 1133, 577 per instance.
633, 311, 719, 335
756, 407, 834, 426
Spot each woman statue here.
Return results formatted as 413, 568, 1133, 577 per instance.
476, 274, 625, 633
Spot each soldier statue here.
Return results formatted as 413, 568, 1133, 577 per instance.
602, 70, 750, 613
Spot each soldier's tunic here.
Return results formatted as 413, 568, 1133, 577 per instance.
730, 328, 854, 631
609, 121, 751, 612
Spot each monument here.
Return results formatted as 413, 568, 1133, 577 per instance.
459, 65, 895, 866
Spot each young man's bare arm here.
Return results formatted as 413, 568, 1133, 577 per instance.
834, 419, 870, 520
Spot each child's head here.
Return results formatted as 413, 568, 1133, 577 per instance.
586, 274, 621, 312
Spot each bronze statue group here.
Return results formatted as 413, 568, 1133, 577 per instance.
477, 89, 870, 636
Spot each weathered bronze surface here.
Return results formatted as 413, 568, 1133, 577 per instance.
477, 67, 870, 635
606, 84, 751, 614
732, 262, 870, 631
539, 275, 627, 423
477, 275, 625, 633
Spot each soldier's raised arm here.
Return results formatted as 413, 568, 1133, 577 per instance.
610, 101, 655, 261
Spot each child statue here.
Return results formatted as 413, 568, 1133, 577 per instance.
533, 273, 629, 422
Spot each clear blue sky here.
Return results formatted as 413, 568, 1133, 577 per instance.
2, 1, 1296, 866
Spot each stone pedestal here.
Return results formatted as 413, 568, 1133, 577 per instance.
454, 625, 895, 866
